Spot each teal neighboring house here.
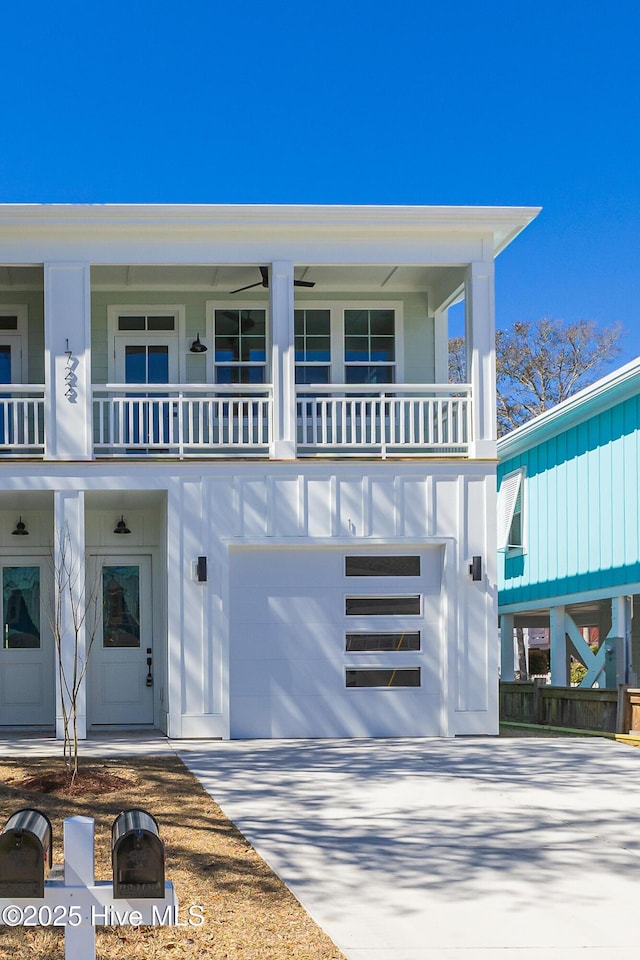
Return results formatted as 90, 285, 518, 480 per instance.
497, 356, 640, 688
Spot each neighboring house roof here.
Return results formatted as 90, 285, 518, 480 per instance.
497, 354, 640, 461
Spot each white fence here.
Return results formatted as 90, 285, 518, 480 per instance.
296, 384, 472, 457
91, 383, 472, 458
0, 386, 46, 455
93, 384, 272, 458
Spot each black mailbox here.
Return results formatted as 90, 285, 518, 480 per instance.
112, 809, 165, 899
0, 808, 52, 898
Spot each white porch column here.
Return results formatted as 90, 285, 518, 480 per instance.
550, 605, 568, 686
166, 478, 183, 739
465, 260, 496, 459
54, 490, 87, 740
270, 261, 296, 459
500, 614, 515, 681
433, 307, 449, 382
44, 263, 92, 460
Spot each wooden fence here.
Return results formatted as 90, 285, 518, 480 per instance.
500, 681, 621, 733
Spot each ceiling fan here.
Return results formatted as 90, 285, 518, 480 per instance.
230, 265, 315, 295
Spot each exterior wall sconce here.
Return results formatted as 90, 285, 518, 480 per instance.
11, 517, 29, 536
469, 556, 482, 581
114, 516, 131, 535
189, 334, 207, 353
193, 557, 207, 582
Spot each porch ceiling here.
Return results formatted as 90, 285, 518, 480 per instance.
89, 263, 465, 301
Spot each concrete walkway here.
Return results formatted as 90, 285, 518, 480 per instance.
177, 736, 640, 959
4, 733, 640, 957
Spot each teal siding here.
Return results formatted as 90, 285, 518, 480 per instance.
499, 392, 640, 607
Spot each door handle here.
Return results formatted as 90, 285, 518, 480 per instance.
146, 647, 153, 687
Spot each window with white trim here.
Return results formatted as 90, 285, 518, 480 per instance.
497, 468, 525, 551
294, 308, 331, 384
344, 308, 395, 384
214, 308, 266, 384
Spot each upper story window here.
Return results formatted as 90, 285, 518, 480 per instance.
344, 309, 395, 384
293, 302, 402, 385
295, 309, 331, 384
497, 468, 525, 552
214, 308, 266, 384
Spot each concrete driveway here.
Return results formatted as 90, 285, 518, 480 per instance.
178, 736, 640, 959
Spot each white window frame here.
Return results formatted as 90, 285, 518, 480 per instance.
206, 301, 269, 384
107, 305, 186, 383
0, 305, 28, 383
497, 467, 525, 553
294, 300, 404, 383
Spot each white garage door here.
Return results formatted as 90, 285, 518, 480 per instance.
229, 546, 445, 738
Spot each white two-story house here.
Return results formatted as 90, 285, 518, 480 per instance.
0, 203, 538, 739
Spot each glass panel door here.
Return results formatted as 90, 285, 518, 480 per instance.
88, 557, 154, 726
0, 562, 54, 727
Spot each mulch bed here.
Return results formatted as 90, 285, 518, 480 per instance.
0, 755, 345, 960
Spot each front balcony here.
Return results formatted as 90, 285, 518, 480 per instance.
0, 382, 473, 459
88, 382, 471, 459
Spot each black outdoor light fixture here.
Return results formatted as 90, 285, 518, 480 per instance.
114, 516, 131, 535
469, 556, 482, 581
11, 517, 29, 536
189, 333, 207, 353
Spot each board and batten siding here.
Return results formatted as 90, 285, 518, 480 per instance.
498, 392, 640, 607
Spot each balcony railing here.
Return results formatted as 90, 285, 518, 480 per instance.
88, 383, 472, 459
93, 384, 272, 458
296, 384, 472, 457
0, 386, 46, 456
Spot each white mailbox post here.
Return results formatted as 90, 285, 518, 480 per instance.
0, 815, 178, 960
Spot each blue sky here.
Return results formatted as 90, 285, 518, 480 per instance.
1, 1, 638, 362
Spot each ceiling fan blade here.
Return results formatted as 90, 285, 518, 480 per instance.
229, 281, 264, 294
293, 279, 316, 288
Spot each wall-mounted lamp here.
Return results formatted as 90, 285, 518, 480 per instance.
469, 556, 482, 581
193, 557, 207, 583
11, 517, 29, 536
114, 516, 131, 535
189, 334, 207, 353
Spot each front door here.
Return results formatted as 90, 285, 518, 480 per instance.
0, 562, 54, 727
88, 557, 154, 726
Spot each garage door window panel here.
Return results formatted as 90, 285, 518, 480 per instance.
346, 668, 421, 687
346, 631, 421, 652
345, 556, 420, 577
345, 595, 421, 616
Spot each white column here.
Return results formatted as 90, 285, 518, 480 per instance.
44, 263, 92, 460
550, 605, 568, 686
433, 307, 449, 383
54, 490, 87, 740
270, 261, 296, 459
465, 260, 496, 458
166, 479, 183, 738
500, 614, 515, 681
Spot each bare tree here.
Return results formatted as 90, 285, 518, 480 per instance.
50, 524, 101, 784
449, 318, 623, 436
